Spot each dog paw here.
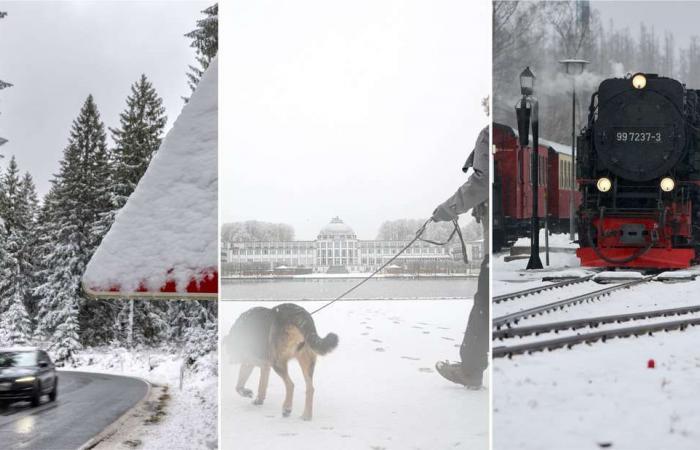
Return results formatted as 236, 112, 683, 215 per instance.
282, 408, 292, 417
301, 414, 312, 421
236, 387, 253, 398
252, 398, 264, 406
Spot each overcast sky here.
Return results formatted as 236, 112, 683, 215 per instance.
594, 1, 700, 50
0, 1, 207, 198
220, 0, 490, 240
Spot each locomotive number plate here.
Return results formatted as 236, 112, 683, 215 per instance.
614, 128, 664, 144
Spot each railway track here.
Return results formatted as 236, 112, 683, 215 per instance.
493, 274, 595, 304
493, 273, 700, 358
493, 304, 700, 340
493, 316, 700, 358
492, 275, 655, 329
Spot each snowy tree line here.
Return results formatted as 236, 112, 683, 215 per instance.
221, 218, 482, 243
0, 4, 219, 365
221, 221, 295, 243
494, 0, 700, 144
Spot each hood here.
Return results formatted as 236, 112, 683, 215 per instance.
0, 367, 35, 379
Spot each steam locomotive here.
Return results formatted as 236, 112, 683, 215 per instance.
576, 73, 700, 269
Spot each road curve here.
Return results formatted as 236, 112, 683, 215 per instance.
0, 370, 148, 450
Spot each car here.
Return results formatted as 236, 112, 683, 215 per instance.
0, 347, 58, 407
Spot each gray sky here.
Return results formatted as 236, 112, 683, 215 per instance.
595, 1, 700, 50
221, 0, 490, 240
0, 1, 208, 197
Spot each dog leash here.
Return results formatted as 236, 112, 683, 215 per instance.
309, 218, 467, 315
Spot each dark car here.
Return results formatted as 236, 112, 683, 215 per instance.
0, 348, 58, 407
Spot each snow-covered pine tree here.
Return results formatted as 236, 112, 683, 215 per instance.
111, 74, 167, 210
105, 74, 167, 347
0, 158, 37, 344
34, 95, 114, 362
184, 3, 218, 98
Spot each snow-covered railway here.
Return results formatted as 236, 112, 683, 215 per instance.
493, 271, 700, 358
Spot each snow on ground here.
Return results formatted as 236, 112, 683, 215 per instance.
220, 300, 487, 450
493, 245, 593, 294
495, 252, 700, 449
513, 231, 577, 249
83, 57, 218, 293
495, 327, 700, 450
70, 347, 218, 449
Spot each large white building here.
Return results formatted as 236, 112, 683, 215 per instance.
221, 217, 483, 274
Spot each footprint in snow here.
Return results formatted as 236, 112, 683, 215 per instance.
441, 337, 455, 341
419, 367, 434, 373
371, 339, 382, 343
361, 332, 369, 336
401, 356, 420, 361
422, 331, 430, 334
375, 347, 386, 352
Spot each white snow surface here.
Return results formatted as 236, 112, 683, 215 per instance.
69, 347, 218, 449
83, 58, 218, 293
220, 300, 488, 450
494, 255, 700, 449
513, 231, 577, 249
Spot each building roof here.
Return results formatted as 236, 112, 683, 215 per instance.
318, 217, 356, 238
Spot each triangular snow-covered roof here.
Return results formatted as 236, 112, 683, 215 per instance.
82, 57, 218, 299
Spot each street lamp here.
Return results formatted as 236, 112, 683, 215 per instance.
559, 58, 589, 241
516, 67, 543, 270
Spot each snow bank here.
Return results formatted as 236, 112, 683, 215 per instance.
74, 347, 218, 449
83, 58, 218, 294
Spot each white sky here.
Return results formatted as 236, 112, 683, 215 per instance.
0, 1, 208, 198
220, 0, 491, 240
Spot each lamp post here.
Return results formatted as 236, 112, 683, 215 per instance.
559, 58, 589, 241
516, 67, 543, 270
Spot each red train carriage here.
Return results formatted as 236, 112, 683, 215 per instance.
493, 122, 581, 250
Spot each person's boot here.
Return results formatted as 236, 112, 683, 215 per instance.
435, 360, 483, 389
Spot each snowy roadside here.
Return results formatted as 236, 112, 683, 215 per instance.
66, 347, 217, 450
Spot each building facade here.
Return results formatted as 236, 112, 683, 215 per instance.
221, 217, 483, 274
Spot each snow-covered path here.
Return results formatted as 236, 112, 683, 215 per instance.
220, 300, 488, 450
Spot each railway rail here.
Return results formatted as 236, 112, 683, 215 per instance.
493, 274, 596, 304
493, 316, 700, 358
493, 272, 700, 358
492, 276, 655, 329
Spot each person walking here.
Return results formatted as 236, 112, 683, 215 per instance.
432, 125, 489, 389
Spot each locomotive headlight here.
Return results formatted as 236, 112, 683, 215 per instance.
632, 73, 647, 89
660, 177, 675, 192
596, 177, 612, 193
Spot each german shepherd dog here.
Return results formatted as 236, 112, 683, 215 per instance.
225, 303, 339, 421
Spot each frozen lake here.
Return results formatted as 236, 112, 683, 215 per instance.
221, 277, 477, 301
220, 299, 487, 450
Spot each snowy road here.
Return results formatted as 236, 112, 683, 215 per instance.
220, 300, 488, 450
0, 371, 148, 450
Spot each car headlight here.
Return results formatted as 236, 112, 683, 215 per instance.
15, 376, 36, 383
632, 73, 647, 89
596, 177, 612, 192
660, 177, 675, 192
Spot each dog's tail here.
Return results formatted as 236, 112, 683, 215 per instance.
275, 303, 339, 356
306, 331, 339, 356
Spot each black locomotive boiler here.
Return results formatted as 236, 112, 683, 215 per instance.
577, 73, 700, 269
